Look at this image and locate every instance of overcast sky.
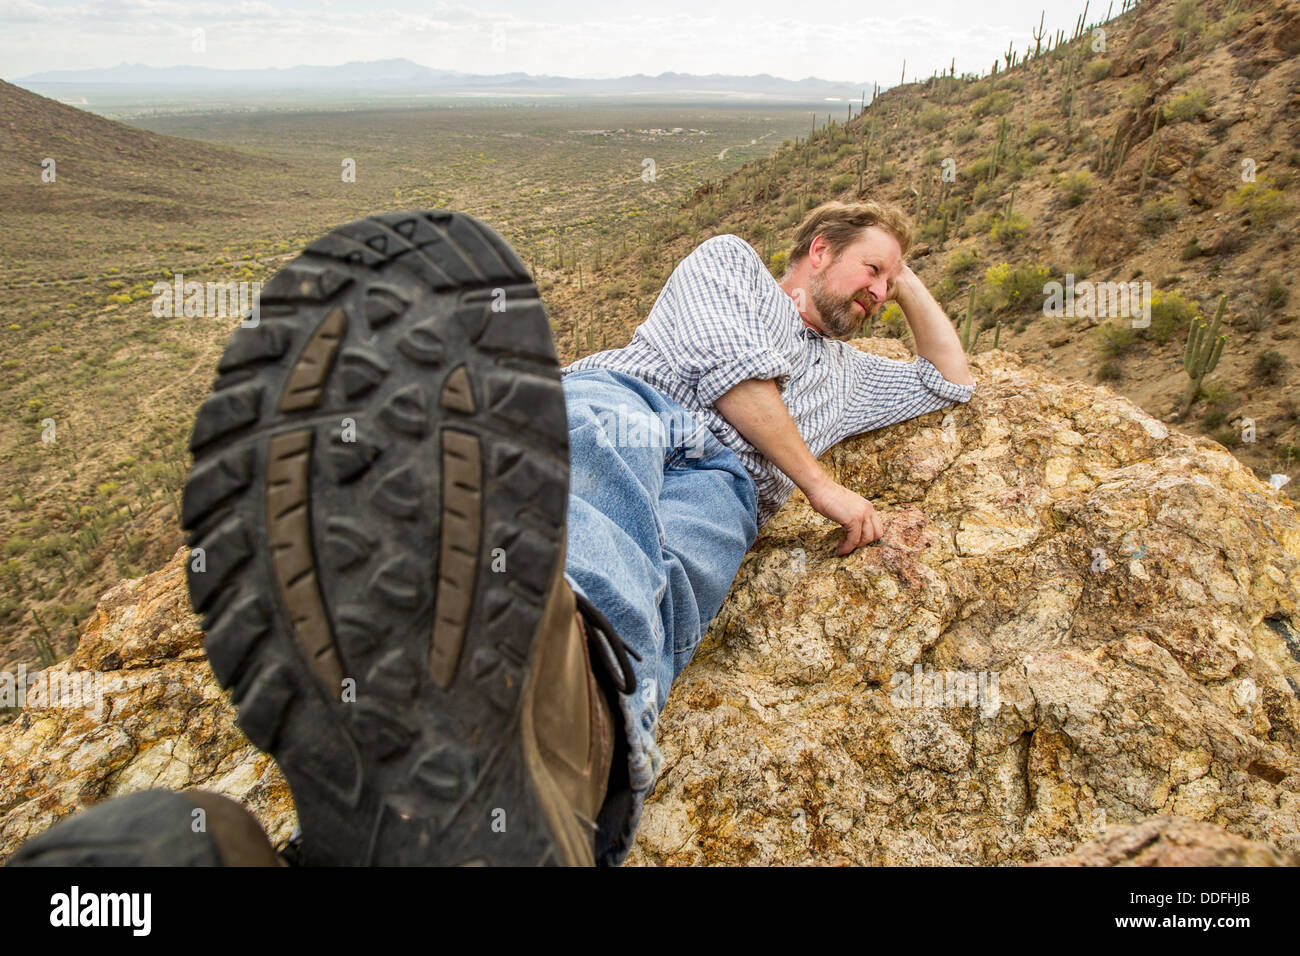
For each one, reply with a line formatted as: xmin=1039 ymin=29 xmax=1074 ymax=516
xmin=3 ymin=0 xmax=1116 ymax=83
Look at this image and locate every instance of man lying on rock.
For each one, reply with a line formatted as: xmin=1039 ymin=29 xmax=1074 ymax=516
xmin=9 ymin=199 xmax=977 ymax=867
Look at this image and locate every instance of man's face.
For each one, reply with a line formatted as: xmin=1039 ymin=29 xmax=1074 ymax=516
xmin=805 ymin=227 xmax=904 ymax=339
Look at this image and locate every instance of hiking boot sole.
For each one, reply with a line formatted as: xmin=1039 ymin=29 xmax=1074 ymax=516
xmin=181 ymin=210 xmax=581 ymax=865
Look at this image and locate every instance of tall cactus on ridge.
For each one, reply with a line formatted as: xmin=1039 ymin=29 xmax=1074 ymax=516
xmin=1181 ymin=295 xmax=1228 ymax=415
xmin=961 ymin=287 xmax=982 ymax=353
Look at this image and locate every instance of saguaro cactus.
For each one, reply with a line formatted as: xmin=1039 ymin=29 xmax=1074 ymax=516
xmin=961 ymin=287 xmax=982 ymax=353
xmin=1073 ymin=0 xmax=1090 ymax=40
xmin=989 ymin=118 xmax=1009 ymax=182
xmin=1181 ymin=295 xmax=1228 ymax=414
xmin=1138 ymin=107 xmax=1162 ymax=197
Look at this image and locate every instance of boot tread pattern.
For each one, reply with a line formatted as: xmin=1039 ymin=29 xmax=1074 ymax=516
xmin=182 ymin=211 xmax=570 ymax=864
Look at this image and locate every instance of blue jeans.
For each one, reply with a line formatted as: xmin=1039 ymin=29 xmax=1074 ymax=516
xmin=560 ymin=369 xmax=758 ymax=866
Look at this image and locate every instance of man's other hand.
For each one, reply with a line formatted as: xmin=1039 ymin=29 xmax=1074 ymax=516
xmin=806 ymin=479 xmax=883 ymax=555
xmin=881 ymin=264 xmax=914 ymax=306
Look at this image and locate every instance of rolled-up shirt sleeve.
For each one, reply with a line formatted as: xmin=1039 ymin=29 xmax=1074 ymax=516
xmin=642 ymin=235 xmax=794 ymax=407
xmin=842 ymin=350 xmax=977 ymax=435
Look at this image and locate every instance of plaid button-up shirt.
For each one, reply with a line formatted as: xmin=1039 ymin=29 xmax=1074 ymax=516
xmin=562 ymin=234 xmax=978 ymax=525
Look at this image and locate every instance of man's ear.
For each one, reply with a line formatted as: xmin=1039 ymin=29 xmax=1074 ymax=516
xmin=809 ymin=235 xmax=833 ymax=270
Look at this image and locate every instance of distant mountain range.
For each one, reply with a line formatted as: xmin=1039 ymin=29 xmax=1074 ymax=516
xmin=18 ymin=58 xmax=872 ymax=100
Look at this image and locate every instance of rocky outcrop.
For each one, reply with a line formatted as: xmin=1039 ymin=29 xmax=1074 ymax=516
xmin=0 ymin=557 xmax=295 ymax=857
xmin=1031 ymin=816 xmax=1298 ymax=866
xmin=2 ymin=346 xmax=1297 ymax=866
xmin=624 ymin=344 xmax=1300 ymax=865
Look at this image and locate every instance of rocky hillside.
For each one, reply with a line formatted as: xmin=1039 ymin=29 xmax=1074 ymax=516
xmin=3 ymin=345 xmax=1297 ymax=865
xmin=0 ymin=78 xmax=280 ymax=268
xmin=5 ymin=0 xmax=1296 ymax=679
xmin=539 ymin=0 xmax=1300 ymax=498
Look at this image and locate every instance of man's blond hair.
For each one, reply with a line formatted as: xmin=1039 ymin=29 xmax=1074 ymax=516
xmin=784 ymin=200 xmax=914 ymax=277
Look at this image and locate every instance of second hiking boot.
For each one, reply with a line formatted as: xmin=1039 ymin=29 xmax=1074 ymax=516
xmin=181 ymin=210 xmax=631 ymax=865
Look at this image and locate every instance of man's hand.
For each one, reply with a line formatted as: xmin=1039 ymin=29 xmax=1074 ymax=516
xmin=714 ymin=378 xmax=882 ymax=555
xmin=805 ymin=477 xmax=883 ymax=555
xmin=882 ymin=265 xmax=909 ymax=306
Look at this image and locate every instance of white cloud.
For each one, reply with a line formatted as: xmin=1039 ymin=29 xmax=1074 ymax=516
xmin=2 ymin=0 xmax=1099 ymax=84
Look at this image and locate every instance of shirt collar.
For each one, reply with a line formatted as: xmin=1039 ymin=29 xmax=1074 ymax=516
xmin=786 ymin=298 xmax=824 ymax=340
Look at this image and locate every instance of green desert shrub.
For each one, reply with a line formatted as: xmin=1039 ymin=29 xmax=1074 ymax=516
xmin=919 ymin=107 xmax=948 ymax=132
xmin=1085 ymin=59 xmax=1112 ymax=83
xmin=1092 ymin=321 xmax=1136 ymax=358
xmin=1203 ymin=407 xmax=1230 ymax=430
xmin=1263 ymin=281 xmax=1290 ymax=311
xmin=1209 ymin=427 xmax=1242 ymax=448
xmin=1059 ymin=170 xmax=1094 ymax=206
xmin=984 ymin=262 xmax=1052 ymax=312
xmin=3 ymin=537 xmax=31 ymax=557
xmin=1141 ymin=196 xmax=1179 ymax=234
xmin=946 ymin=248 xmax=981 ymax=276
xmin=1146 ymin=289 xmax=1198 ymax=344
xmin=989 ymin=212 xmax=1031 ymax=244
xmin=1200 ymin=381 xmax=1235 ymax=418
xmin=1171 ymin=0 xmax=1202 ymax=28
xmin=972 ymin=91 xmax=1013 ymax=118
xmin=1123 ymin=83 xmax=1150 ymax=109
xmin=1171 ymin=0 xmax=1205 ymax=40
xmin=1097 ymin=360 xmax=1123 ymax=382
xmin=1214 ymin=11 xmax=1248 ymax=41
xmin=1253 ymin=350 xmax=1287 ymax=384
xmin=1163 ymin=90 xmax=1211 ymax=123
xmin=878 ymin=302 xmax=907 ymax=338
xmin=1227 ymin=176 xmax=1292 ymax=225
xmin=1024 ymin=121 xmax=1054 ymax=145
xmin=930 ymin=277 xmax=959 ymax=303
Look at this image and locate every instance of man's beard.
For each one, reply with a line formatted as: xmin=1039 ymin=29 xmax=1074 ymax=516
xmin=808 ymin=267 xmax=872 ymax=339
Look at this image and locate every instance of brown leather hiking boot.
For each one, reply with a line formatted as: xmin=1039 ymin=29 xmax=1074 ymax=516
xmin=186 ymin=792 xmax=285 ymax=867
xmin=523 ymin=564 xmax=620 ymax=865
xmin=180 ymin=209 xmax=639 ymax=866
